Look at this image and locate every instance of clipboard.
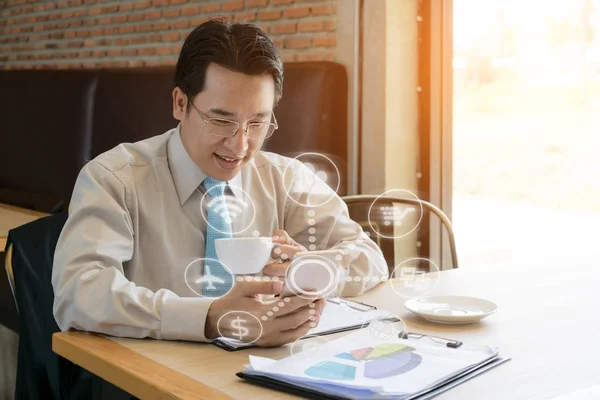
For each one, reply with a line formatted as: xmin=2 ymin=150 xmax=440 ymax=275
xmin=236 ymin=330 xmax=512 ymax=399
xmin=212 ymin=297 xmax=384 ymax=351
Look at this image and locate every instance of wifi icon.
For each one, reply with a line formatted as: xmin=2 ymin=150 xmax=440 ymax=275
xmin=208 ymin=197 xmax=248 ymax=224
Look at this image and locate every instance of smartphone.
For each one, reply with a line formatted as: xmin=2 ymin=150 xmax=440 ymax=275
xmin=280 ymin=249 xmax=344 ymax=298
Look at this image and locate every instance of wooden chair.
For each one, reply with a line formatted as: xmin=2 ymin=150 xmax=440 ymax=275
xmin=341 ymin=195 xmax=458 ymax=272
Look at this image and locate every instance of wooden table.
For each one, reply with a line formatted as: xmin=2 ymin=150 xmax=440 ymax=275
xmin=0 ymin=203 xmax=47 ymax=250
xmin=53 ymin=260 xmax=600 ymax=400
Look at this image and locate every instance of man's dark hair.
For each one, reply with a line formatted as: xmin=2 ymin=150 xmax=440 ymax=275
xmin=175 ymin=19 xmax=284 ymax=111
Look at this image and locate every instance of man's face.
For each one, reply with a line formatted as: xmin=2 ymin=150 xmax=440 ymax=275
xmin=173 ymin=63 xmax=275 ymax=182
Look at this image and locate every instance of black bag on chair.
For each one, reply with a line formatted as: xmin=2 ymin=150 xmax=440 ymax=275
xmin=8 ymin=213 xmax=130 ymax=400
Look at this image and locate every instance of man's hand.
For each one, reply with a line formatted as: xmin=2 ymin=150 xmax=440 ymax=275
xmin=263 ymin=229 xmax=307 ymax=278
xmin=205 ymin=279 xmax=326 ymax=347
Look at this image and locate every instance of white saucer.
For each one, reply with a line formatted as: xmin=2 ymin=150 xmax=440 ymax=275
xmin=404 ymin=295 xmax=498 ymax=324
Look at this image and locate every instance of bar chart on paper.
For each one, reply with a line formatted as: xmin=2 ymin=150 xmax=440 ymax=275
xmin=305 ymin=344 xmax=423 ymax=381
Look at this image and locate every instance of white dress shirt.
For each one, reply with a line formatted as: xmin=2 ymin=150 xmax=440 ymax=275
xmin=52 ymin=126 xmax=389 ymax=342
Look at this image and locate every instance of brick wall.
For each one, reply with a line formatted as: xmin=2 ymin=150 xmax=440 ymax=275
xmin=0 ymin=0 xmax=337 ymax=70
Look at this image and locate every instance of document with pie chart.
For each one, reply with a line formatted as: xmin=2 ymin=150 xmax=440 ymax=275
xmin=240 ymin=328 xmax=510 ymax=399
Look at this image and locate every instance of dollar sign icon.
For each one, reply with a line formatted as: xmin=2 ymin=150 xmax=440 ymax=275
xmin=231 ymin=316 xmax=249 ymax=341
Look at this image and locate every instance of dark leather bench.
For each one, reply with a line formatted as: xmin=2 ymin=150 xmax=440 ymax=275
xmin=0 ymin=62 xmax=348 ymax=333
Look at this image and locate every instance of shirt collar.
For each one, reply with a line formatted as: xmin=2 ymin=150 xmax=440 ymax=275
xmin=168 ymin=125 xmax=243 ymax=206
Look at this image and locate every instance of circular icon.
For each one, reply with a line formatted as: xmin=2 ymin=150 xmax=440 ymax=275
xmin=390 ymin=257 xmax=441 ymax=299
xmin=283 ymin=152 xmax=341 ymax=208
xmin=217 ymin=311 xmax=263 ymax=344
xmin=184 ymin=258 xmax=234 ymax=298
xmin=368 ymin=189 xmax=424 ymax=240
xmin=200 ymin=183 xmax=257 ymax=235
xmin=285 ymin=254 xmax=339 ymax=299
xmin=290 ymin=334 xmax=330 ymax=363
xmin=360 ymin=314 xmax=407 ymax=343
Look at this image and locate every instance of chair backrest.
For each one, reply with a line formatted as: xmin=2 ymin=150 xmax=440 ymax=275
xmin=0 ymin=71 xmax=97 ymax=213
xmin=341 ymin=195 xmax=458 ymax=272
xmin=7 ymin=213 xmax=83 ymax=399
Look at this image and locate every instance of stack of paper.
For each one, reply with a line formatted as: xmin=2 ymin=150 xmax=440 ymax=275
xmin=238 ymin=327 xmax=510 ymax=399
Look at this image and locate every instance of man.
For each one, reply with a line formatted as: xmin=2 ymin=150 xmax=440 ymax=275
xmin=52 ymin=19 xmax=388 ymax=347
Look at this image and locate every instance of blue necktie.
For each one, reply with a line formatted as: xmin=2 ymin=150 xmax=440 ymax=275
xmin=202 ymin=176 xmax=234 ymax=297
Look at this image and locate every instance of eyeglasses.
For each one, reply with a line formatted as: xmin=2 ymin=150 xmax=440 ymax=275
xmin=191 ymin=103 xmax=278 ymax=140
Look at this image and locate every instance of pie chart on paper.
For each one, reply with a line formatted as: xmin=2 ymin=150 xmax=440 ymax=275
xmin=305 ymin=344 xmax=422 ymax=381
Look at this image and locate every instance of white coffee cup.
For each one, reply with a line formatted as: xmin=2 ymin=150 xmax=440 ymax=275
xmin=214 ymin=237 xmax=274 ymax=275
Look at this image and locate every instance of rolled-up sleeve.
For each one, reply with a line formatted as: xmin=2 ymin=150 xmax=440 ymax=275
xmin=282 ymin=161 xmax=389 ymax=297
xmin=52 ymin=161 xmax=214 ymax=342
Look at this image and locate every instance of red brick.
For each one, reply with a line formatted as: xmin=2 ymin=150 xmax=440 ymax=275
xmin=171 ymin=19 xmax=189 ymax=29
xmin=76 ymin=30 xmax=90 ymax=37
xmin=56 ymin=22 xmax=69 ymax=29
xmin=281 ymin=53 xmax=295 ymax=62
xmin=246 ymin=0 xmax=268 ymax=8
xmin=144 ymin=59 xmax=162 ymax=67
xmin=163 ymin=31 xmax=180 ymax=41
xmin=78 ymin=51 xmax=92 ymax=57
xmin=190 ymin=16 xmax=208 ymax=26
xmin=324 ymin=20 xmax=335 ymax=31
xmin=90 ymin=28 xmax=103 ymax=36
xmin=285 ymin=37 xmax=311 ymax=49
xmin=128 ymin=13 xmax=144 ymax=22
xmin=101 ymin=5 xmax=118 ymax=13
xmin=113 ymin=15 xmax=128 ymax=23
xmin=129 ymin=36 xmax=146 ymax=44
xmin=138 ymin=47 xmax=155 ymax=55
xmin=202 ymin=3 xmax=221 ymax=13
xmin=271 ymin=22 xmax=295 ymax=35
xmin=135 ymin=23 xmax=153 ymax=32
xmin=57 ymin=0 xmax=69 ymax=7
xmin=153 ymin=0 xmax=168 ymax=5
xmin=98 ymin=17 xmax=111 ymax=24
xmin=84 ymin=39 xmax=96 ymax=47
xmin=120 ymin=25 xmax=135 ymax=34
xmin=120 ymin=3 xmax=134 ymax=11
xmin=74 ymin=9 xmax=87 ymax=17
xmin=88 ymin=7 xmax=101 ymax=15
xmin=272 ymin=38 xmax=283 ymax=48
xmin=311 ymin=4 xmax=335 ymax=15
xmin=152 ymin=21 xmax=170 ymax=30
xmin=162 ymin=58 xmax=177 ymax=66
xmin=182 ymin=5 xmax=201 ymax=16
xmin=68 ymin=41 xmax=84 ymax=48
xmin=223 ymin=0 xmax=243 ymax=11
xmin=171 ymin=0 xmax=187 ymax=4
xmin=313 ymin=35 xmax=335 ymax=47
xmin=65 ymin=31 xmax=76 ymax=38
xmin=69 ymin=0 xmax=82 ymax=4
xmin=61 ymin=11 xmax=74 ymax=18
xmin=234 ymin=11 xmax=256 ymax=22
xmin=283 ymin=7 xmax=309 ymax=18
xmin=135 ymin=1 xmax=151 ymax=9
xmin=149 ymin=33 xmax=162 ymax=41
xmin=32 ymin=25 xmax=44 ymax=32
xmin=162 ymin=9 xmax=179 ymax=17
xmin=258 ymin=10 xmax=281 ymax=20
xmin=104 ymin=26 xmax=119 ymax=34
xmin=298 ymin=21 xmax=323 ymax=32
xmin=122 ymin=48 xmax=137 ymax=56
xmin=156 ymin=46 xmax=172 ymax=55
xmin=146 ymin=10 xmax=161 ymax=19
xmin=107 ymin=49 xmax=122 ymax=57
